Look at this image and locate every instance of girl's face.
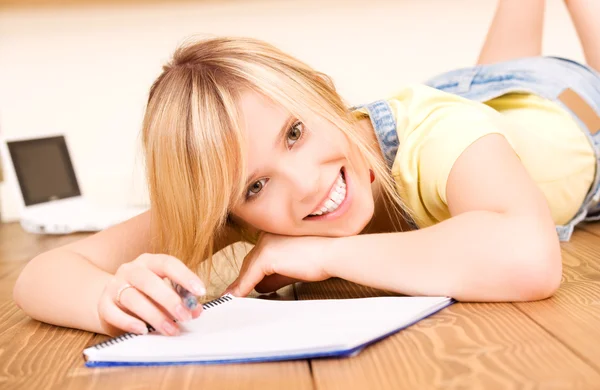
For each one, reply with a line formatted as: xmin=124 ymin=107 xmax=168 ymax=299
xmin=230 ymin=90 xmax=378 ymax=237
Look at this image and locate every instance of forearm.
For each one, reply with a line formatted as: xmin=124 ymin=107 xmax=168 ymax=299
xmin=327 ymin=211 xmax=562 ymax=301
xmin=13 ymin=250 xmax=114 ymax=335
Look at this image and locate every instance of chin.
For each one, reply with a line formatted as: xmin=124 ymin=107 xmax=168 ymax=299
xmin=337 ymin=205 xmax=375 ymax=237
xmin=349 ymin=214 xmax=374 ymax=235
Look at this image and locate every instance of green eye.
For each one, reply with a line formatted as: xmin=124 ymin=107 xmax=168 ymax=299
xmin=246 ymin=178 xmax=267 ymax=200
xmin=249 ymin=180 xmax=263 ymax=194
xmin=287 ymin=122 xmax=304 ymax=146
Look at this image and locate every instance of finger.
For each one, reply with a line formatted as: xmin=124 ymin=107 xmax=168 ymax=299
xmin=98 ymin=294 xmax=149 ymax=335
xmin=229 ymin=262 xmax=271 ymax=297
xmin=116 ymin=284 xmax=180 ymax=336
xmin=138 ymin=254 xmax=207 ymax=297
xmin=127 ymin=266 xmax=195 ymax=324
xmin=224 ymin=246 xmax=258 ymax=296
xmin=191 ymin=305 xmax=203 ymax=319
xmin=255 ymin=274 xmax=299 ymax=294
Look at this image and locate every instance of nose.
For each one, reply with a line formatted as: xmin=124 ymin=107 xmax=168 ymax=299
xmin=281 ymin=162 xmax=320 ymax=204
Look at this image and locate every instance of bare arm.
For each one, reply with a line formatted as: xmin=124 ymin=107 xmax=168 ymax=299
xmin=13 ymin=210 xmax=241 ymax=334
xmin=326 ymin=134 xmax=562 ymax=301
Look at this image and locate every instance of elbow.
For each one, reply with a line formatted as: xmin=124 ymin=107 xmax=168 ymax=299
xmin=511 ymin=233 xmax=562 ymax=301
xmin=13 ymin=265 xmax=27 ymax=311
xmin=12 ymin=255 xmax=41 ymax=313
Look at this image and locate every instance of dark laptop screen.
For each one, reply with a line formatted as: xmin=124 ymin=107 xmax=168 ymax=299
xmin=7 ymin=136 xmax=81 ymax=206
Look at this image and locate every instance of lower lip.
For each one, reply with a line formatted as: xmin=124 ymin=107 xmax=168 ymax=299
xmin=304 ymin=167 xmax=352 ymax=221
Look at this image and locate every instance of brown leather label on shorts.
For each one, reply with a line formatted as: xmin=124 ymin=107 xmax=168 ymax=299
xmin=558 ymin=88 xmax=600 ymax=135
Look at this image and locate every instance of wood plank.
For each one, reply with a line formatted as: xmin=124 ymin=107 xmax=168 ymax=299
xmin=0 ymin=228 xmax=312 ymax=390
xmin=0 ymin=223 xmax=90 ymax=264
xmin=580 ymin=221 xmax=600 ymax=238
xmin=60 ymin=356 xmax=313 ymax=390
xmin=512 ymin=229 xmax=600 ymax=372
xmin=0 ymin=263 xmax=25 ymax=305
xmin=298 ymin=279 xmax=600 ymax=389
xmin=5 ymin=221 xmax=600 ymax=388
xmin=0 ymin=299 xmax=310 ymax=390
xmin=0 ymin=260 xmax=24 ymax=282
xmin=0 ymin=299 xmax=97 ymax=389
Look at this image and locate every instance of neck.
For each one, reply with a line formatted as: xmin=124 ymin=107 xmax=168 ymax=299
xmin=355 ymin=117 xmax=413 ymax=235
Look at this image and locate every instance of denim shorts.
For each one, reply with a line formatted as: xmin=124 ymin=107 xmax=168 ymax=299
xmin=424 ymin=56 xmax=600 ymax=241
xmin=357 ymin=56 xmax=600 ymax=241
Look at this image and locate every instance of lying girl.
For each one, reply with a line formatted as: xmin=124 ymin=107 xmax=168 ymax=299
xmin=13 ymin=0 xmax=600 ymax=337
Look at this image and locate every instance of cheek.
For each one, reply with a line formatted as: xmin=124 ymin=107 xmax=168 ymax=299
xmin=238 ymin=198 xmax=293 ymax=232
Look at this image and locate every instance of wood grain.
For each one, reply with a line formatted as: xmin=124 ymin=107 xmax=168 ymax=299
xmin=0 ymin=299 xmax=97 ymax=390
xmin=300 ymin=279 xmax=600 ymax=389
xmin=0 ymin=261 xmax=23 ymax=283
xmin=579 ymin=221 xmax=600 ymax=238
xmin=60 ymin=357 xmax=313 ymax=390
xmin=0 ymin=224 xmax=311 ymax=390
xmin=0 ymin=223 xmax=88 ymax=264
xmin=3 ymin=222 xmax=600 ymax=388
xmin=512 ymin=228 xmax=600 ymax=372
xmin=0 ymin=264 xmax=24 ymax=306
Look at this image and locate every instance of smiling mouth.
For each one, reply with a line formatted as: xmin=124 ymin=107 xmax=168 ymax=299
xmin=305 ymin=168 xmax=347 ymax=218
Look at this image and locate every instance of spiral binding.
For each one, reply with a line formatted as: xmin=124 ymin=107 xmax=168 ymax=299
xmin=202 ymin=294 xmax=233 ymax=309
xmin=92 ymin=293 xmax=234 ymax=350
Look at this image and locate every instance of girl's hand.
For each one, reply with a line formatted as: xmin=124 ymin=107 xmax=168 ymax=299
xmin=225 ymin=233 xmax=334 ymax=297
xmin=97 ymin=254 xmax=206 ymax=336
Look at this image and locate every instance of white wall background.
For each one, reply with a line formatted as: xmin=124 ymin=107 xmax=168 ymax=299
xmin=0 ymin=0 xmax=585 ymax=221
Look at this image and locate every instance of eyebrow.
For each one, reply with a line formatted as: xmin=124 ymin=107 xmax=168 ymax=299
xmin=244 ymin=115 xmax=294 ymax=190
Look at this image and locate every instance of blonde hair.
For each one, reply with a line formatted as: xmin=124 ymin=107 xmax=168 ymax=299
xmin=142 ymin=36 xmax=410 ymax=281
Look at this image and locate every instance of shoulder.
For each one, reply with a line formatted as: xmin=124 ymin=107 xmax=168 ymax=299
xmin=387 ymin=85 xmax=517 ymax=226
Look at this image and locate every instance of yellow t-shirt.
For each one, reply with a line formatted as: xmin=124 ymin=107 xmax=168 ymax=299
xmin=356 ymin=84 xmax=596 ymax=228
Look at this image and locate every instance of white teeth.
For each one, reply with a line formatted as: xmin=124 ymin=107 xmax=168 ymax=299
xmin=332 ymin=192 xmax=344 ymax=205
xmin=309 ymin=171 xmax=347 ymax=217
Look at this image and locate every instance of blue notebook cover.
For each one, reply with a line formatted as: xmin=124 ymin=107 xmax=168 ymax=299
xmin=84 ymin=294 xmax=454 ymax=367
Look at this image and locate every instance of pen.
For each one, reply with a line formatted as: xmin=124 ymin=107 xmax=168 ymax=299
xmin=172 ymin=282 xmax=200 ymax=311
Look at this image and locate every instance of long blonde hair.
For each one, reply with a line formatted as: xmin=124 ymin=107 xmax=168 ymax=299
xmin=142 ymin=36 xmax=409 ymax=280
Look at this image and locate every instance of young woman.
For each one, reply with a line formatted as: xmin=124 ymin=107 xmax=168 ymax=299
xmin=13 ymin=0 xmax=600 ymax=338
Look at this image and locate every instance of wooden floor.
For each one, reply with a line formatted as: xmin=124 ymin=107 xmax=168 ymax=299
xmin=1 ymin=222 xmax=600 ymax=389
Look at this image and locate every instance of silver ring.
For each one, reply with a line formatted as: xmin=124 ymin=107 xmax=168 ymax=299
xmin=116 ymin=283 xmax=135 ymax=305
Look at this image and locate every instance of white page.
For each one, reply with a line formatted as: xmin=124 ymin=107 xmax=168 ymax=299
xmin=84 ymin=296 xmax=451 ymax=363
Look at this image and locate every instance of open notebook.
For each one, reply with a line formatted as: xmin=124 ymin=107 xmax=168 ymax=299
xmin=84 ymin=294 xmax=453 ymax=367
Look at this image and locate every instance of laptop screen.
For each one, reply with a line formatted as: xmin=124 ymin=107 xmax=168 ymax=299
xmin=7 ymin=136 xmax=81 ymax=206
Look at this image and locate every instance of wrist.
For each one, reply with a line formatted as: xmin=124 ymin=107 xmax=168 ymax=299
xmin=322 ymin=235 xmax=347 ymax=279
xmin=93 ymin=272 xmax=120 ymax=336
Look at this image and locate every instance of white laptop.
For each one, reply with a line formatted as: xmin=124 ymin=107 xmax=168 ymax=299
xmin=1 ymin=135 xmax=147 ymax=234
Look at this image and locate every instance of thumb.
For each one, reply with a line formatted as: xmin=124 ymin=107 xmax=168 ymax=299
xmin=255 ymin=274 xmax=299 ymax=294
xmin=223 ymin=278 xmax=240 ymax=297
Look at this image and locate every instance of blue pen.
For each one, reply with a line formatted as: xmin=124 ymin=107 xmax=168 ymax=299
xmin=172 ymin=282 xmax=199 ymax=311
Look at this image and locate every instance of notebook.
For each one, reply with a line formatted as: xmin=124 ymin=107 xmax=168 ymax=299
xmin=83 ymin=294 xmax=454 ymax=367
